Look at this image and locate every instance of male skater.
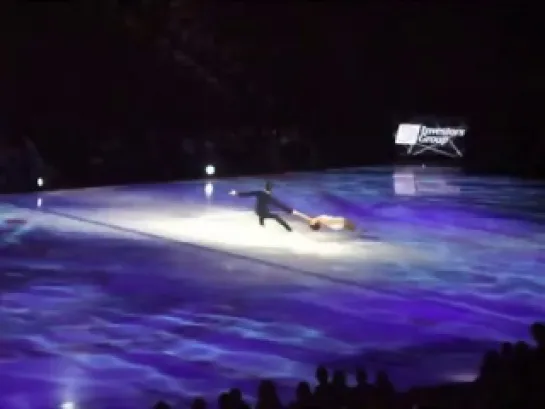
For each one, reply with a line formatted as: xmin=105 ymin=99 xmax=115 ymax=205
xmin=229 ymin=181 xmax=296 ymax=232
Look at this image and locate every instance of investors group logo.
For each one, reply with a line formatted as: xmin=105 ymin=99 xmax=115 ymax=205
xmin=395 ymin=123 xmax=466 ymax=158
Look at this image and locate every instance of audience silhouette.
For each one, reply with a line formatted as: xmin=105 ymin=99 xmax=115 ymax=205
xmin=152 ymin=322 xmax=545 ymax=409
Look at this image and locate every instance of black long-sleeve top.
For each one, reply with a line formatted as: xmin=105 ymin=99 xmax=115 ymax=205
xmin=236 ymin=190 xmax=293 ymax=215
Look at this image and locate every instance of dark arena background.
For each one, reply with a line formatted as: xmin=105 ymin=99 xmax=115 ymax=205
xmin=1 ymin=3 xmax=545 ymax=409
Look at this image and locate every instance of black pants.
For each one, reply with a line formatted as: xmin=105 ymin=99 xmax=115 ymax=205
xmin=258 ymin=212 xmax=292 ymax=231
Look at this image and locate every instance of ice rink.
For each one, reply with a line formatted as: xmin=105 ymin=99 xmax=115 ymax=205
xmin=1 ymin=166 xmax=545 ymax=409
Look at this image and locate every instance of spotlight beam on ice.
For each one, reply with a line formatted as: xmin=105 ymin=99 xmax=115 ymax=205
xmin=21 ymin=204 xmax=399 ymax=290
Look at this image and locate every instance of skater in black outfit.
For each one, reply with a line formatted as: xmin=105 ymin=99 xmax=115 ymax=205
xmin=229 ymin=181 xmax=296 ymax=231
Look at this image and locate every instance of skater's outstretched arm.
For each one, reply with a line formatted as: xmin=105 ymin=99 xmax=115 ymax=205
xmin=292 ymin=209 xmax=311 ymax=221
xmin=229 ymin=190 xmax=259 ymax=197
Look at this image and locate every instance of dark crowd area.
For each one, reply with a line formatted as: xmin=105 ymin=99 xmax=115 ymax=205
xmin=159 ymin=322 xmax=545 ymax=409
xmin=1 ymin=2 xmax=543 ymax=192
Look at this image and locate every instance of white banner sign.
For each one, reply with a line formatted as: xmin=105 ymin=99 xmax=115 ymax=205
xmin=395 ymin=123 xmax=466 ymax=158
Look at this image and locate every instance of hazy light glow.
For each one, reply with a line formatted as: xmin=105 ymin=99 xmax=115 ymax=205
xmin=37 ymin=177 xmax=44 ymax=187
xmin=446 ymin=371 xmax=478 ymax=382
xmin=205 ymin=164 xmax=215 ymax=176
xmin=204 ymin=183 xmax=213 ymax=198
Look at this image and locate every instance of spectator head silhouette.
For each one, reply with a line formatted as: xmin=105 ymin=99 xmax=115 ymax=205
xmin=153 ymin=401 xmax=171 ymax=409
xmin=218 ymin=392 xmax=231 ymax=409
xmin=191 ymin=397 xmax=207 ymax=409
xmin=265 ymin=181 xmax=273 ymax=192
xmin=332 ymin=370 xmax=347 ymax=388
xmin=315 ymin=365 xmax=329 ymax=385
xmin=479 ymin=349 xmax=502 ymax=381
xmin=295 ymin=381 xmax=312 ymax=403
xmin=356 ymin=368 xmax=368 ymax=386
xmin=229 ymin=388 xmax=242 ymax=402
xmin=375 ymin=370 xmax=394 ymax=394
xmin=531 ymin=322 xmax=545 ymax=348
xmin=257 ymin=380 xmax=281 ymax=409
xmin=229 ymin=388 xmax=249 ymax=409
xmin=514 ymin=341 xmax=531 ymax=357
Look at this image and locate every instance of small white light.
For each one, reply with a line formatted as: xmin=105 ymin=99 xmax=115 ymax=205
xmin=61 ymin=402 xmax=75 ymax=409
xmin=37 ymin=197 xmax=43 ymax=208
xmin=204 ymin=182 xmax=213 ymax=197
xmin=37 ymin=177 xmax=44 ymax=187
xmin=205 ymin=164 xmax=215 ymax=176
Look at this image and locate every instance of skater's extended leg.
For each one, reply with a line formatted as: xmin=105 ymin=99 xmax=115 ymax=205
xmin=271 ymin=213 xmax=292 ymax=232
